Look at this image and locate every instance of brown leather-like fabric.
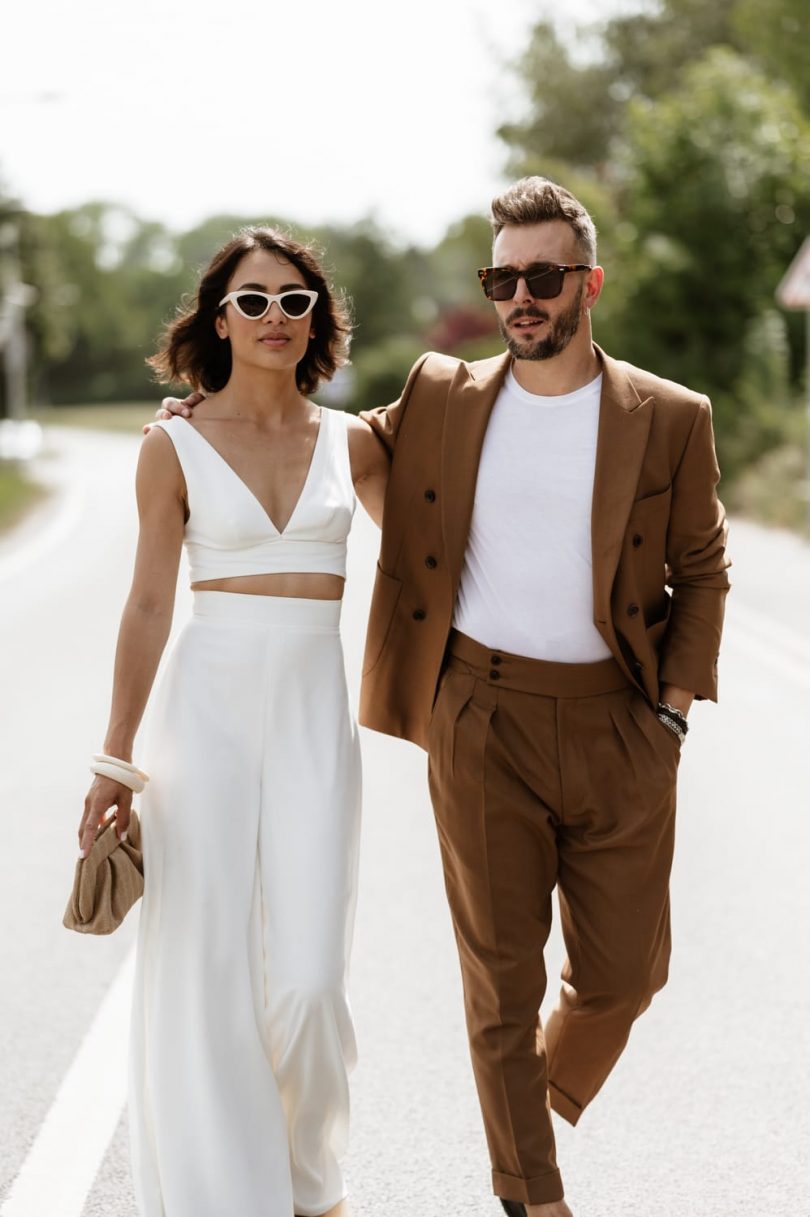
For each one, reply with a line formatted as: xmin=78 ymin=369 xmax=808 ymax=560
xmin=63 ymin=812 xmax=144 ymax=935
xmin=428 ymin=635 xmax=680 ymax=1207
xmin=359 ymin=345 xmax=730 ymax=749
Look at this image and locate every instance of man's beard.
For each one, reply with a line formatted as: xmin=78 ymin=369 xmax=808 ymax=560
xmin=498 ymin=283 xmax=584 ymax=361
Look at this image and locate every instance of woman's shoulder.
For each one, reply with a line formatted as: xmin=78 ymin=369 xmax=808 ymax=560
xmin=344 ymin=411 xmax=377 ymax=450
xmin=343 ymin=409 xmax=382 ymax=436
xmin=139 ymin=422 xmax=187 ymax=488
xmin=344 ymin=410 xmax=389 ymax=479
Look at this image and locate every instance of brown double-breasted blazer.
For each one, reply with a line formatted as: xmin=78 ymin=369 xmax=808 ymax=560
xmin=358 ymin=345 xmax=730 ymax=750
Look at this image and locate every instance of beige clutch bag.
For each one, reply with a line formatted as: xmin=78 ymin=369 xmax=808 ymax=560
xmin=63 ymin=811 xmax=144 ymax=935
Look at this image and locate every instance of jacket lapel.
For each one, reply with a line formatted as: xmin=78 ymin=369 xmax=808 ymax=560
xmin=441 ymin=352 xmax=511 ymax=595
xmin=591 ymin=346 xmax=654 ymax=629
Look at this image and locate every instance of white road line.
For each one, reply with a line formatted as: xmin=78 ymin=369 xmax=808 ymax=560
xmin=0 ymin=949 xmax=134 ymax=1217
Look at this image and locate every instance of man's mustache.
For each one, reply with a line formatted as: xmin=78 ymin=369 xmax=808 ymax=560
xmin=505 ymin=306 xmax=550 ymax=325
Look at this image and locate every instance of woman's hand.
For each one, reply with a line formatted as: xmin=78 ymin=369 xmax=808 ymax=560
xmin=143 ymin=390 xmax=206 ymax=433
xmin=78 ymin=777 xmax=133 ymax=858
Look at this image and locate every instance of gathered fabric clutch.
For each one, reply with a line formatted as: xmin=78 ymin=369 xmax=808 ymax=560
xmin=63 ymin=811 xmax=144 ymax=935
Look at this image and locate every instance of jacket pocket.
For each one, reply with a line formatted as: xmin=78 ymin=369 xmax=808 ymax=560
xmin=362 ymin=563 xmax=403 ymax=676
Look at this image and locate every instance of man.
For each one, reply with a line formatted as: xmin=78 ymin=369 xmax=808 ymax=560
xmin=356 ymin=177 xmax=729 ymax=1217
xmin=162 ymin=177 xmax=729 ymax=1216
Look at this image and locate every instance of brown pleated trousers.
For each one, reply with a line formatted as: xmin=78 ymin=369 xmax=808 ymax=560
xmin=427 ymin=631 xmax=680 ymax=1207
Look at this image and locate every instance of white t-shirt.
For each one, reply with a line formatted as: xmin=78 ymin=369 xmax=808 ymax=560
xmin=452 ymin=367 xmax=612 ymax=662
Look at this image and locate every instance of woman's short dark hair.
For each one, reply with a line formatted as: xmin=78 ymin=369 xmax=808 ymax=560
xmin=148 ymin=227 xmax=352 ymax=396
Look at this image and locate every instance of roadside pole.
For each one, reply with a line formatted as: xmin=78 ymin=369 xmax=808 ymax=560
xmin=0 ymin=222 xmax=39 ymax=422
xmin=776 ymin=236 xmax=810 ymax=534
xmin=0 ymin=222 xmax=44 ymax=460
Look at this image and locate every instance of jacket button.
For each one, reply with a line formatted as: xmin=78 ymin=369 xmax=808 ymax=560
xmin=489 ymin=669 xmax=501 ymax=680
xmin=627 ymin=603 xmax=640 ymax=617
xmin=490 ymin=654 xmax=502 ymax=665
xmin=425 ymin=555 xmax=438 ymax=569
xmin=632 ymin=533 xmax=644 ymax=548
xmin=424 ymin=489 xmax=436 ymax=503
xmin=412 ymin=609 xmax=426 ymax=621
xmin=633 ymin=660 xmax=644 ymax=672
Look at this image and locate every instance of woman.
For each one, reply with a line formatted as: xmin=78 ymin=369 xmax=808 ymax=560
xmin=78 ymin=227 xmax=389 ymax=1217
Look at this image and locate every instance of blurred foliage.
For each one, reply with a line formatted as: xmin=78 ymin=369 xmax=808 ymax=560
xmin=499 ymin=21 xmax=626 ymax=173
xmin=616 ymin=48 xmax=810 ymax=477
xmin=349 ymin=336 xmax=428 ymax=416
xmin=733 ymin=0 xmax=810 ymax=114
xmin=500 ymin=0 xmax=810 ymax=488
xmin=729 ymin=441 xmax=807 ymax=529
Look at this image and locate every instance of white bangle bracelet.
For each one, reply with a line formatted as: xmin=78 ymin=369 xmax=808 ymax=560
xmin=90 ymin=760 xmax=149 ymax=793
xmin=92 ymin=754 xmax=149 ymax=783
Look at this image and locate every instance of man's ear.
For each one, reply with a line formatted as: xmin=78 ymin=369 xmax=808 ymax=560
xmin=584 ymin=266 xmax=605 ymax=311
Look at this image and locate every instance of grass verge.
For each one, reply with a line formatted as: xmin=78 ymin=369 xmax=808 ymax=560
xmin=0 ymin=462 xmax=48 ymax=535
xmin=35 ymin=402 xmax=157 ymax=433
xmin=728 ymin=442 xmax=809 ymax=535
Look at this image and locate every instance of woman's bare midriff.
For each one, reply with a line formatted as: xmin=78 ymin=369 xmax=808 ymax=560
xmin=192 ymin=573 xmax=345 ymax=599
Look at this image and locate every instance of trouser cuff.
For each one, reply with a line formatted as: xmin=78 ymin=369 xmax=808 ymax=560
xmin=493 ymin=1167 xmax=564 ymax=1206
xmin=549 ymin=1080 xmax=584 ymax=1126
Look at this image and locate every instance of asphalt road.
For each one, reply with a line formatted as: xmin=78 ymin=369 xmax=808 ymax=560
xmin=0 ymin=427 xmax=808 ymax=1217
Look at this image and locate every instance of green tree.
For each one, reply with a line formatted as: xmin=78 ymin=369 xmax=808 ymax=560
xmin=616 ymin=48 xmax=810 ymax=475
xmin=734 ymin=0 xmax=810 ymax=114
xmin=603 ymin=0 xmax=741 ymax=101
xmin=500 ymin=2 xmax=747 ymax=177
xmin=498 ymin=21 xmax=624 ymax=174
xmin=23 ymin=203 xmax=187 ymax=403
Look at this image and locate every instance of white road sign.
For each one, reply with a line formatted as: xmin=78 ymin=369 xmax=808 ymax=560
xmin=777 ymin=237 xmax=810 ymax=309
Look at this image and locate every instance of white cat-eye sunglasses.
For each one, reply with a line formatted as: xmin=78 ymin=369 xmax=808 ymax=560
xmin=219 ymin=289 xmax=319 ymax=320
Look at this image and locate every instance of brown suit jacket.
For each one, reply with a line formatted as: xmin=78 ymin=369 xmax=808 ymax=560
xmin=358 ymin=345 xmax=730 ymax=750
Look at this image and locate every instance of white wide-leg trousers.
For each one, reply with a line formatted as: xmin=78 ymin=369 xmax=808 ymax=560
xmin=129 ymin=592 xmax=362 ymax=1217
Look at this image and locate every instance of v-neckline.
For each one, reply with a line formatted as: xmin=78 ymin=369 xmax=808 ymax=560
xmin=181 ymin=407 xmax=325 ymax=536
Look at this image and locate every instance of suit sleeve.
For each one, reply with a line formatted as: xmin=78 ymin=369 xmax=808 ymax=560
xmin=358 ymin=352 xmax=431 ymax=457
xmin=659 ymin=397 xmax=731 ymax=701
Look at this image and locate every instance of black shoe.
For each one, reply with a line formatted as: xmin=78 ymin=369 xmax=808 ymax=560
xmin=499 ymin=1201 xmax=527 ymax=1217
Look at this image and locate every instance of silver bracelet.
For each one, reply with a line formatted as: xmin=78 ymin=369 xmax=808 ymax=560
xmin=657 ymin=702 xmax=689 ymax=736
xmin=657 ymin=712 xmax=685 ymax=744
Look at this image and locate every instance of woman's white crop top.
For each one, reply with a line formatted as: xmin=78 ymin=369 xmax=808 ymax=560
xmin=152 ymin=408 xmax=356 ymax=583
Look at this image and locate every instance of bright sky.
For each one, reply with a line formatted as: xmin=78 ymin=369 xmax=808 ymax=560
xmin=1 ymin=0 xmax=629 ymax=246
